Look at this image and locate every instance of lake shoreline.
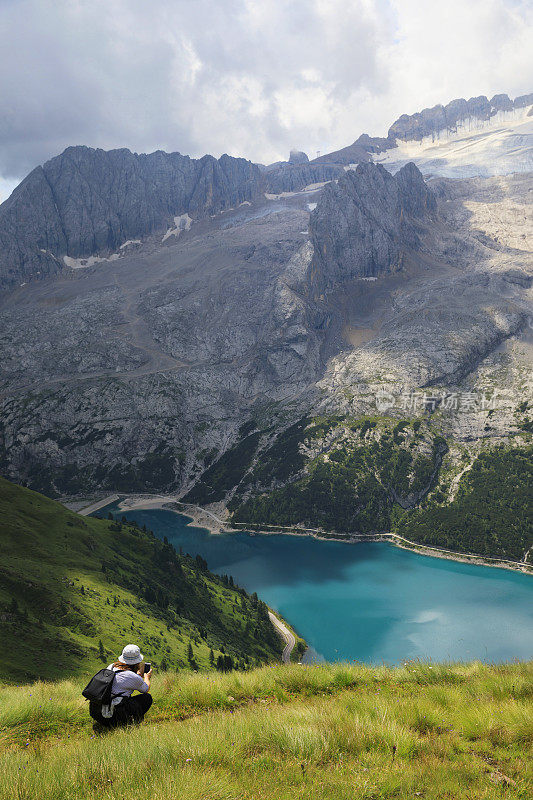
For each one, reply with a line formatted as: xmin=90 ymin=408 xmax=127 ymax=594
xmin=77 ymin=492 xmax=532 ymax=577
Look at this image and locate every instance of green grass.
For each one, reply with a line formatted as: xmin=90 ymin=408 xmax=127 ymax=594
xmin=0 ymin=478 xmax=282 ymax=683
xmin=1 ymin=661 xmax=531 ymax=798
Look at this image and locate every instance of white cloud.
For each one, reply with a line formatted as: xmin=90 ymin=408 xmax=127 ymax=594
xmin=0 ymin=0 xmax=531 ymax=184
xmin=383 ymin=0 xmax=533 ymax=121
xmin=0 ymin=177 xmax=19 ymax=204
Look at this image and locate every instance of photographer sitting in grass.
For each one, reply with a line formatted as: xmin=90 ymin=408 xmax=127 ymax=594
xmin=89 ymin=644 xmax=153 ymax=729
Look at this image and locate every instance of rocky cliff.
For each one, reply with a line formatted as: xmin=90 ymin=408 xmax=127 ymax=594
xmin=308 ymin=162 xmax=435 ymax=296
xmin=0 ymin=144 xmax=350 ymax=290
xmin=313 ymin=133 xmax=395 ymax=166
xmin=0 ymin=146 xmax=263 ymax=288
xmin=262 ymin=156 xmax=344 ymax=194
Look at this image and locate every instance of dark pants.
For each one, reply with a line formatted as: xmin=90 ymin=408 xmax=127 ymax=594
xmin=90 ymin=693 xmax=153 ymax=728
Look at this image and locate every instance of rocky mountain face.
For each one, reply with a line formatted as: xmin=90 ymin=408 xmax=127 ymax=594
xmin=0 ymin=189 xmax=325 ymax=494
xmin=0 ymin=145 xmax=348 ymax=290
xmin=0 ymin=160 xmax=439 ymax=496
xmin=0 ymin=91 xmax=531 ymax=509
xmin=3 ymin=89 xmax=528 ymax=291
xmin=388 ymin=92 xmax=533 ymax=142
xmin=262 ymin=157 xmax=344 ymax=195
xmin=308 ymin=162 xmax=435 ymax=295
xmin=288 ymin=150 xmax=309 ymax=164
xmin=264 ymin=163 xmax=344 ymax=194
xmin=0 ymin=146 xmax=264 ymax=289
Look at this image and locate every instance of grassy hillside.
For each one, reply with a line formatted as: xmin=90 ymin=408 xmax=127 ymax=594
xmin=0 ymin=478 xmax=281 ymax=683
xmin=1 ymin=661 xmax=531 ymax=799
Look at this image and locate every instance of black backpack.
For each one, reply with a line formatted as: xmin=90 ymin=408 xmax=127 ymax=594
xmin=82 ymin=668 xmax=116 ymax=705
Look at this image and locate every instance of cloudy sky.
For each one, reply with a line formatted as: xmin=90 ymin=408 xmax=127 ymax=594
xmin=0 ymin=0 xmax=532 ymax=199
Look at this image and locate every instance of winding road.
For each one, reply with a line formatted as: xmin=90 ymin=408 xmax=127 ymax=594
xmin=268 ymin=611 xmax=296 ymax=663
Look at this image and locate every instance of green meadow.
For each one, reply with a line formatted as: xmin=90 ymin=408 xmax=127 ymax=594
xmin=1 ymin=661 xmax=531 ymax=799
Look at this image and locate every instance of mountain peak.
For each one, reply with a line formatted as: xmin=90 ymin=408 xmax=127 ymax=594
xmin=288 ymin=150 xmax=309 ymax=164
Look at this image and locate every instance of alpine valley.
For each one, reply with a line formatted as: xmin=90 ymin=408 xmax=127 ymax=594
xmin=0 ymin=90 xmax=532 ymax=567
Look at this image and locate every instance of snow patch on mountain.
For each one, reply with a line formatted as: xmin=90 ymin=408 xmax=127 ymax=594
xmin=63 ymin=253 xmax=120 ymax=269
xmin=265 ymin=181 xmax=330 ymax=201
xmin=374 ymin=107 xmax=533 ymax=178
xmin=162 ymin=213 xmax=193 ymax=242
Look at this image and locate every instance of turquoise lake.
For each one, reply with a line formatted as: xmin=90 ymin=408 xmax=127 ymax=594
xmin=101 ymin=504 xmax=533 ymax=665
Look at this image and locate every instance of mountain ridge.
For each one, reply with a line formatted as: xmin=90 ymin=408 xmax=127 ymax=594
xmin=0 ymin=146 xmax=262 ymax=288
xmin=1 ymin=88 xmax=530 ymax=290
xmin=314 ymin=90 xmax=533 ymax=164
xmin=387 ymin=91 xmax=533 ymax=142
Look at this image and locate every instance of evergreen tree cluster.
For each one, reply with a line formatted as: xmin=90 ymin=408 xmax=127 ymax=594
xmin=232 ymin=419 xmax=444 ymax=534
xmin=395 ymin=445 xmax=533 ymax=561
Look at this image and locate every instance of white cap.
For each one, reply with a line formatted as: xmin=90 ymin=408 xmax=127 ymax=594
xmin=118 ymin=644 xmax=144 ymax=664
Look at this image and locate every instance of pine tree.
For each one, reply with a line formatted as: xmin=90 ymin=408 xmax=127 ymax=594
xmin=187 ymin=642 xmax=194 ymax=662
xmin=209 ymin=648 xmax=215 ymax=666
xmin=98 ymin=639 xmax=105 ymax=661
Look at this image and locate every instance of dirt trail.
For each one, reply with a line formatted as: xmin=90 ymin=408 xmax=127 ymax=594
xmin=449 ymin=461 xmax=474 ymax=501
xmin=111 ymin=273 xmax=187 ymax=373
